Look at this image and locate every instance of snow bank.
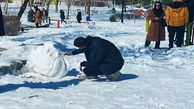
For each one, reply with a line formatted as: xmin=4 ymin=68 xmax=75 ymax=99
xmin=25 ymin=42 xmax=69 ymax=79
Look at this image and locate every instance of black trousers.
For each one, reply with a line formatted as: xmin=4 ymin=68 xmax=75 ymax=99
xmin=82 ymin=63 xmax=123 ymax=77
xmin=83 ymin=66 xmax=103 ymax=76
xmin=145 ymin=41 xmax=160 ymax=48
xmin=35 ymin=23 xmax=39 ymax=28
xmin=77 ymin=19 xmax=81 ymax=23
xmin=167 ymin=26 xmax=185 ymax=48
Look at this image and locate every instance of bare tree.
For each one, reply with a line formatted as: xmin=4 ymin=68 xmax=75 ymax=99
xmin=106 ymin=0 xmax=109 ymax=7
xmin=85 ymin=0 xmax=91 ymax=16
xmin=18 ymin=0 xmax=29 ymax=20
xmin=66 ymin=0 xmax=71 ymax=19
xmin=55 ymin=0 xmax=59 ymax=13
xmin=45 ymin=0 xmax=52 ymax=15
xmin=4 ymin=0 xmax=8 ymax=14
xmin=29 ymin=0 xmax=34 ymax=9
xmin=20 ymin=0 xmax=24 ymax=5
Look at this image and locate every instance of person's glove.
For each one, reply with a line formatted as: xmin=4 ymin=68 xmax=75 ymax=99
xmin=80 ymin=61 xmax=87 ymax=67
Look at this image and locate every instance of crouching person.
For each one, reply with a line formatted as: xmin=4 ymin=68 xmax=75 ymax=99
xmin=64 ymin=36 xmax=124 ymax=81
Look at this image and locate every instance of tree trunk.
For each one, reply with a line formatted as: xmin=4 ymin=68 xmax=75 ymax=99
xmin=17 ymin=0 xmax=29 ymax=21
xmin=66 ymin=0 xmax=71 ymax=19
xmin=4 ymin=0 xmax=8 ymax=14
xmin=85 ymin=0 xmax=87 ymax=12
xmin=85 ymin=0 xmax=91 ymax=16
xmin=46 ymin=0 xmax=51 ymax=16
xmin=0 ymin=5 xmax=5 ymax=36
xmin=55 ymin=0 xmax=59 ymax=13
xmin=29 ymin=0 xmax=34 ymax=9
xmin=20 ymin=0 xmax=24 ymax=5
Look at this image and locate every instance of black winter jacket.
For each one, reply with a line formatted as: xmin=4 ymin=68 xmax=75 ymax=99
xmin=0 ymin=6 xmax=5 ymax=36
xmin=72 ymin=36 xmax=124 ymax=75
xmin=76 ymin=11 xmax=82 ymax=21
xmin=184 ymin=0 xmax=194 ymax=22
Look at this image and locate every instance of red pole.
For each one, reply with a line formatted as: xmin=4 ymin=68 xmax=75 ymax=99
xmin=57 ymin=20 xmax=60 ymax=28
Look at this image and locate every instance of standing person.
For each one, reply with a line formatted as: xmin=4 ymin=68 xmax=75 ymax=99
xmin=0 ymin=5 xmax=5 ymax=36
xmin=165 ymin=0 xmax=189 ymax=48
xmin=64 ymin=36 xmax=124 ymax=81
xmin=41 ymin=8 xmax=48 ymax=23
xmin=184 ymin=0 xmax=194 ymax=45
xmin=27 ymin=8 xmax=35 ymax=22
xmin=76 ymin=9 xmax=82 ymax=23
xmin=145 ymin=1 xmax=166 ymax=49
xmin=34 ymin=6 xmax=42 ymax=28
xmin=60 ymin=10 xmax=67 ymax=24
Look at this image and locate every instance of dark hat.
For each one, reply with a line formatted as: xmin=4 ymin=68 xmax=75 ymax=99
xmin=60 ymin=10 xmax=64 ymax=13
xmin=73 ymin=37 xmax=87 ymax=47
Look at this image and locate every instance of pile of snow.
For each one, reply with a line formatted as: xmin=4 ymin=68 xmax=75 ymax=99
xmin=25 ymin=42 xmax=70 ymax=79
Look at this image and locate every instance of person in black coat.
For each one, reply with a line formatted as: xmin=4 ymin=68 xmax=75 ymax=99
xmin=184 ymin=0 xmax=194 ymax=22
xmin=64 ymin=36 xmax=124 ymax=81
xmin=76 ymin=9 xmax=82 ymax=23
xmin=0 ymin=5 xmax=5 ymax=36
xmin=60 ymin=10 xmax=67 ymax=24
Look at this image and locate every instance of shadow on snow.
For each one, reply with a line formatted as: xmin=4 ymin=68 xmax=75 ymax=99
xmin=66 ymin=68 xmax=79 ymax=77
xmin=94 ymin=73 xmax=139 ymax=82
xmin=120 ymin=73 xmax=138 ymax=80
xmin=67 ymin=69 xmax=139 ymax=82
xmin=0 ymin=79 xmax=80 ymax=93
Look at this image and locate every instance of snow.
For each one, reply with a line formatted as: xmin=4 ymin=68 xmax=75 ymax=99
xmin=0 ymin=5 xmax=194 ymax=109
xmin=25 ymin=41 xmax=69 ymax=79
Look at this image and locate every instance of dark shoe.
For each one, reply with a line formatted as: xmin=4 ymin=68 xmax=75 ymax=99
xmin=77 ymin=74 xmax=87 ymax=80
xmin=189 ymin=42 xmax=193 ymax=45
xmin=107 ymin=71 xmax=121 ymax=81
xmin=155 ymin=41 xmax=160 ymax=49
xmin=145 ymin=41 xmax=151 ymax=47
xmin=169 ymin=44 xmax=173 ymax=49
xmin=87 ymin=76 xmax=98 ymax=79
xmin=168 ymin=47 xmax=172 ymax=50
xmin=78 ymin=74 xmax=98 ymax=80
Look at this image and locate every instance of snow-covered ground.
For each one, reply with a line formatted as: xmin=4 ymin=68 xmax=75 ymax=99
xmin=0 ymin=5 xmax=194 ymax=109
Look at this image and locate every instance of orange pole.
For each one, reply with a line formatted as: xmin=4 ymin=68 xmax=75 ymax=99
xmin=57 ymin=20 xmax=60 ymax=28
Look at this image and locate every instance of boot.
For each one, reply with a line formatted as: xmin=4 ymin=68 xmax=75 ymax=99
xmin=154 ymin=41 xmax=160 ymax=49
xmin=145 ymin=41 xmax=151 ymax=47
xmin=78 ymin=74 xmax=98 ymax=80
xmin=107 ymin=71 xmax=121 ymax=81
